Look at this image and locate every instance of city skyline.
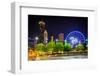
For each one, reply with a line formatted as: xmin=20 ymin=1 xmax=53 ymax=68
xmin=28 ymin=15 xmax=88 ymax=41
xmin=28 ymin=15 xmax=88 ymax=61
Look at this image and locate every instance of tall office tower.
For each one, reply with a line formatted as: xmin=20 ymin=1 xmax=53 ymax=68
xmin=44 ymin=30 xmax=48 ymax=44
xmin=58 ymin=33 xmax=64 ymax=42
xmin=38 ymin=20 xmax=46 ymax=43
xmin=38 ymin=20 xmax=48 ymax=44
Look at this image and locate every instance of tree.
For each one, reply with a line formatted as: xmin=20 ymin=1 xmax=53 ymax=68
xmin=83 ymin=43 xmax=88 ymax=51
xmin=75 ymin=42 xmax=84 ymax=51
xmin=35 ymin=43 xmax=45 ymax=51
xmin=46 ymin=41 xmax=55 ymax=54
xmin=35 ymin=43 xmax=46 ymax=55
xmin=64 ymin=42 xmax=72 ymax=52
xmin=54 ymin=41 xmax=64 ymax=53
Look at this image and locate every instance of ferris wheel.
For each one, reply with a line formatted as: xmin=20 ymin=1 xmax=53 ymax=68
xmin=66 ymin=31 xmax=85 ymax=47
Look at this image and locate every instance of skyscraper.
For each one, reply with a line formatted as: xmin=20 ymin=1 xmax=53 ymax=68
xmin=58 ymin=33 xmax=64 ymax=42
xmin=44 ymin=30 xmax=48 ymax=44
xmin=38 ymin=20 xmax=48 ymax=44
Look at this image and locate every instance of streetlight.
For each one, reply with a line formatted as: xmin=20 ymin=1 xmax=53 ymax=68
xmin=55 ymin=39 xmax=58 ymax=44
xmin=35 ymin=36 xmax=39 ymax=44
xmin=55 ymin=39 xmax=58 ymax=42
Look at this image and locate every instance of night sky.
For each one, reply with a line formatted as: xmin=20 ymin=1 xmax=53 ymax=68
xmin=28 ymin=15 xmax=88 ymax=41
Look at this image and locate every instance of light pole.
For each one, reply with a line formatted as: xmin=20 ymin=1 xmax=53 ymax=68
xmin=55 ymin=39 xmax=58 ymax=44
xmin=35 ymin=36 xmax=39 ymax=44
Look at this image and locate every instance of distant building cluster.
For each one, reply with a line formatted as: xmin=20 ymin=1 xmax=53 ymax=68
xmin=30 ymin=20 xmax=87 ymax=49
xmin=35 ymin=20 xmax=65 ymax=45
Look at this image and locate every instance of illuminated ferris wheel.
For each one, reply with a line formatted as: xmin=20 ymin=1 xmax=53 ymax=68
xmin=66 ymin=31 xmax=85 ymax=47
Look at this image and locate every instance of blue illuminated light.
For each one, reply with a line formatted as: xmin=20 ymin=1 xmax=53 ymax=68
xmin=66 ymin=31 xmax=85 ymax=47
xmin=70 ymin=37 xmax=79 ymax=45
